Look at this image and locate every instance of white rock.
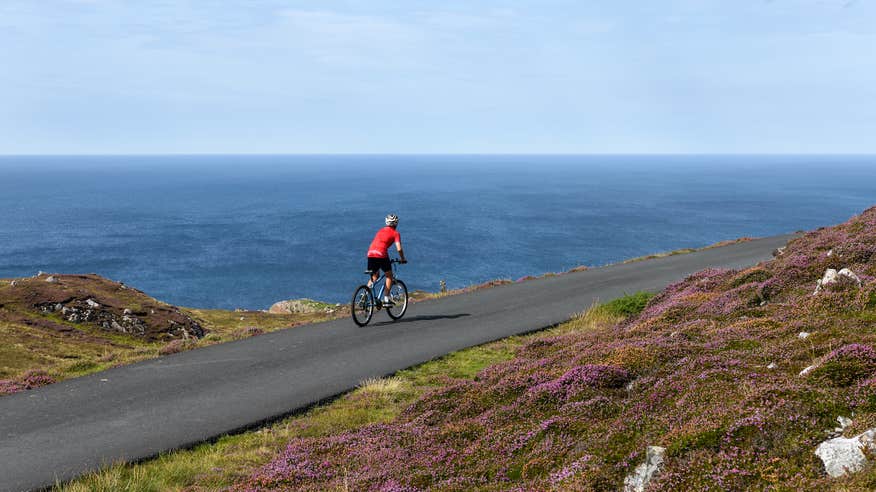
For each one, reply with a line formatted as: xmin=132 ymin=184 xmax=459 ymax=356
xmin=815 ymin=428 xmax=876 ymax=477
xmin=815 ymin=269 xmax=838 ymax=294
xmin=45 ymin=276 xmax=58 ymax=283
xmin=838 ymin=268 xmax=862 ymax=285
xmin=827 ymin=249 xmax=834 ymax=257
xmin=10 ymin=280 xmax=16 ymax=287
xmin=815 ymin=268 xmax=863 ymax=294
xmin=123 ymin=308 xmax=133 ymax=315
xmin=800 ymin=365 xmax=817 ymax=376
xmin=86 ymin=299 xmax=100 ymax=308
xmin=798 ymin=331 xmax=810 ymax=339
xmin=834 ymin=416 xmax=853 ymax=433
xmin=767 ymin=362 xmax=777 ymax=369
xmin=623 ymin=446 xmax=665 ymax=492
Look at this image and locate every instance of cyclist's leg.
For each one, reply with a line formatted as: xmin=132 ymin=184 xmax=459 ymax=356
xmin=381 ymin=260 xmax=394 ymax=303
xmin=384 ymin=269 xmax=394 ymax=294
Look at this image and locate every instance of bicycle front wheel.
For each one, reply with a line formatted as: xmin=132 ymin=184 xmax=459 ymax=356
xmin=386 ymin=279 xmax=408 ymax=320
xmin=351 ymin=285 xmax=374 ymax=326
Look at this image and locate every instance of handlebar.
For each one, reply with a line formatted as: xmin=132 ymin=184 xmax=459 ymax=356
xmin=390 ymin=258 xmax=407 ymax=264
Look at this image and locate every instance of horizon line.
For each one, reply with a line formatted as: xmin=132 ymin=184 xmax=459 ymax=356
xmin=2 ymin=152 xmax=875 ymax=158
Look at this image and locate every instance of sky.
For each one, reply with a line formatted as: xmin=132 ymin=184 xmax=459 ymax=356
xmin=1 ymin=0 xmax=874 ymax=155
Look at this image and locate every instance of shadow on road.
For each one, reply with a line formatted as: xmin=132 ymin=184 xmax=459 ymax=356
xmin=373 ymin=313 xmax=471 ymax=326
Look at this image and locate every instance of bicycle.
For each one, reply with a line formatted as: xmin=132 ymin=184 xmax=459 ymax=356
xmin=351 ymin=258 xmax=408 ymax=326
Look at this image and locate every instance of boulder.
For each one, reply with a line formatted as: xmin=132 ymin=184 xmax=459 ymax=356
xmin=839 ymin=268 xmax=863 ymax=284
xmin=269 ymin=298 xmax=329 ymax=314
xmin=623 ymin=446 xmax=665 ymax=492
xmin=814 ymin=268 xmax=862 ymax=294
xmin=45 ymin=276 xmax=58 ymax=283
xmin=815 ymin=428 xmax=876 ymax=477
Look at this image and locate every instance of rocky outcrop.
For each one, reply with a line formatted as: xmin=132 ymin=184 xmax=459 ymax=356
xmin=815 ymin=427 xmax=876 ymax=477
xmin=623 ymin=446 xmax=665 ymax=492
xmin=2 ymin=273 xmax=204 ymax=341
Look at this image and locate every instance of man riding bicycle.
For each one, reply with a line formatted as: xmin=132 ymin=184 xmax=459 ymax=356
xmin=367 ymin=214 xmax=407 ymax=305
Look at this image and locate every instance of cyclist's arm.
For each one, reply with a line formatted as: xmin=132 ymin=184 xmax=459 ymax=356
xmin=395 ymin=241 xmax=407 ymax=263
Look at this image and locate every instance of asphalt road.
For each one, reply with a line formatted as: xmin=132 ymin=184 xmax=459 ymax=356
xmin=0 ymin=234 xmax=796 ymax=491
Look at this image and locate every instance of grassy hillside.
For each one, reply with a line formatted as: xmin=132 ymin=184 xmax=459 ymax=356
xmin=212 ymin=207 xmax=876 ymax=490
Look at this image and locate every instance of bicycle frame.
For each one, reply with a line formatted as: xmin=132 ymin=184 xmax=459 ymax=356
xmin=368 ymin=259 xmax=401 ymax=302
xmin=370 ymin=271 xmax=389 ymax=300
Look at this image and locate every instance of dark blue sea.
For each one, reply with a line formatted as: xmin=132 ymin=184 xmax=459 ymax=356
xmin=0 ymin=155 xmax=874 ymax=309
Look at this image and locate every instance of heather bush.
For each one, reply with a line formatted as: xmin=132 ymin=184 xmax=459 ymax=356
xmin=236 ymin=206 xmax=876 ymax=491
xmin=810 ymin=344 xmax=876 ymax=387
xmin=0 ymin=379 xmax=23 ymax=395
xmin=0 ymin=370 xmax=55 ymax=396
xmin=728 ymin=268 xmax=772 ymax=288
xmin=238 ymin=326 xmax=265 ymax=338
xmin=158 ymin=339 xmax=195 ymax=355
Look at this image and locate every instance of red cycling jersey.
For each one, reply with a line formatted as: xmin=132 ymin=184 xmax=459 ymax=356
xmin=367 ymin=226 xmax=401 ymax=258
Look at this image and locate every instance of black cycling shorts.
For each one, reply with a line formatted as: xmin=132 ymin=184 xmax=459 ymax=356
xmin=367 ymin=257 xmax=392 ymax=274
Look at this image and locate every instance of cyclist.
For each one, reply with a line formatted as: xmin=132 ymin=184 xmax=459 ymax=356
xmin=367 ymin=213 xmax=407 ymax=305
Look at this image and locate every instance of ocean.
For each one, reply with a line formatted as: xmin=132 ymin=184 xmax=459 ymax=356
xmin=0 ymin=155 xmax=873 ymax=309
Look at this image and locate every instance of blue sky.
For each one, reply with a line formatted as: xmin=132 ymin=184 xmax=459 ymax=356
xmin=1 ymin=1 xmax=874 ymax=154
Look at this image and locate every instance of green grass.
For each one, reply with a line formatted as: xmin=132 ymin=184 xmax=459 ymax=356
xmin=595 ymin=291 xmax=654 ymax=318
xmin=59 ymin=294 xmax=643 ymax=491
xmin=620 ymin=237 xmax=754 ymax=265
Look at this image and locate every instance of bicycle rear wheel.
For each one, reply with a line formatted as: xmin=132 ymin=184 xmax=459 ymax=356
xmin=386 ymin=279 xmax=408 ymax=320
xmin=351 ymin=285 xmax=374 ymax=326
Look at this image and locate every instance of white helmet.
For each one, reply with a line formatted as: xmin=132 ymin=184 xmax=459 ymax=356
xmin=385 ymin=214 xmax=399 ymax=226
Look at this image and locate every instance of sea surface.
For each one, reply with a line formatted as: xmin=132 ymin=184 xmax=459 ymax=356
xmin=0 ymin=155 xmax=874 ymax=310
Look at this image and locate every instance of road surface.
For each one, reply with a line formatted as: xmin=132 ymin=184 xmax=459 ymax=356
xmin=0 ymin=234 xmax=796 ymax=491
